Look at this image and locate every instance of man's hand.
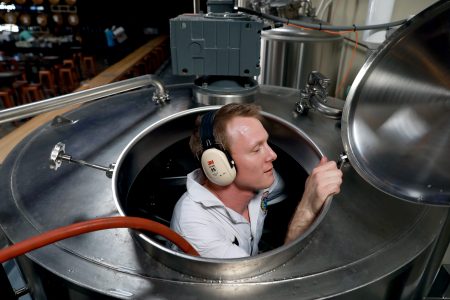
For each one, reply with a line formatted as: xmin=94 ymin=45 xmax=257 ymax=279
xmin=285 ymin=156 xmax=343 ymax=244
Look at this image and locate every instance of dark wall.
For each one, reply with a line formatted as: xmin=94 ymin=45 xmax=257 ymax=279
xmin=77 ymin=1 xmax=197 ymax=47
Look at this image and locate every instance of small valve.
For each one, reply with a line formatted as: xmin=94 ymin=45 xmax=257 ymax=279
xmin=337 ymin=152 xmax=349 ymax=169
xmin=295 ymin=71 xmax=330 ymax=116
xmin=294 ymin=71 xmax=344 ymax=119
xmin=152 ymin=91 xmax=170 ymax=104
xmin=49 ymin=142 xmax=67 ymax=171
xmin=49 ymin=142 xmax=115 ymax=178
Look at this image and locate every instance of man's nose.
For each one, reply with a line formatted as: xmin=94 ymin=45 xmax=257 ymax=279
xmin=266 ymin=144 xmax=277 ymax=161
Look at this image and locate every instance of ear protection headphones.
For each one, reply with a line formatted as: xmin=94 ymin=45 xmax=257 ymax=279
xmin=199 ymin=110 xmax=236 ymax=186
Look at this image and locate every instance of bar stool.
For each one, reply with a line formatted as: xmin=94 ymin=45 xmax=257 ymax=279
xmin=39 ymin=70 xmax=58 ymax=97
xmin=22 ymin=84 xmax=44 ymax=103
xmin=0 ymin=88 xmax=15 ymax=108
xmin=63 ymin=59 xmax=79 ymax=82
xmin=59 ymin=67 xmax=76 ymax=93
xmin=72 ymin=52 xmax=84 ymax=80
xmin=82 ymin=56 xmax=96 ymax=78
xmin=62 ymin=59 xmax=75 ymax=69
xmin=12 ymin=80 xmax=28 ymax=105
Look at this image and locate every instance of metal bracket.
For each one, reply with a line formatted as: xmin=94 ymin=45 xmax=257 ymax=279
xmin=295 ymin=71 xmax=330 ymax=114
xmin=49 ymin=142 xmax=115 ymax=178
xmin=295 ymin=71 xmax=343 ymax=119
xmin=51 ymin=115 xmax=78 ymax=128
xmin=337 ymin=152 xmax=349 ymax=169
xmin=152 ymin=90 xmax=170 ymax=104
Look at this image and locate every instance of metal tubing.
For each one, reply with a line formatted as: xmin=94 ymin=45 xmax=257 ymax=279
xmin=193 ymin=0 xmax=200 ymax=13
xmin=0 ymin=75 xmax=168 ymax=124
xmin=66 ymin=157 xmax=110 ymax=173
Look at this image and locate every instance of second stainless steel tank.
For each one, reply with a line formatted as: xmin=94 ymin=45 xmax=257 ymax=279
xmin=259 ymin=25 xmax=343 ymax=94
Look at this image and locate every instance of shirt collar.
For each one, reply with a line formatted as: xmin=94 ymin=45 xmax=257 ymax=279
xmin=186 ymin=169 xmax=251 ymax=224
xmin=186 ymin=169 xmax=224 ymax=208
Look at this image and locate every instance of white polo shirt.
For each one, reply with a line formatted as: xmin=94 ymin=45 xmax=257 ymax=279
xmin=170 ymin=169 xmax=285 ymax=258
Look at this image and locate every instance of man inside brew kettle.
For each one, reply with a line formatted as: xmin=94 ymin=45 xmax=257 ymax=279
xmin=170 ymin=103 xmax=343 ymax=258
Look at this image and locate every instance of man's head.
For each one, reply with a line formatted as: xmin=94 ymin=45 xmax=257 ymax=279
xmin=190 ymin=103 xmax=277 ymax=190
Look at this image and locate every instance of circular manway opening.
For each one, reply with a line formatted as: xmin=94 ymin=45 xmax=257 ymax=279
xmin=114 ymin=108 xmax=324 ymax=279
xmin=126 ymin=138 xmax=306 ymax=252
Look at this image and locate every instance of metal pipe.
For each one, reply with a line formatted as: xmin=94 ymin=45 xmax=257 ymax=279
xmin=237 ymin=6 xmax=407 ymax=31
xmin=150 ymin=76 xmax=170 ymax=103
xmin=193 ymin=0 xmax=200 ymax=13
xmin=0 ymin=74 xmax=169 ymax=124
xmin=237 ymin=0 xmax=250 ymax=8
xmin=63 ymin=155 xmax=111 ymax=172
xmin=316 ymin=0 xmax=333 ymax=21
xmin=362 ymin=0 xmax=396 ymax=46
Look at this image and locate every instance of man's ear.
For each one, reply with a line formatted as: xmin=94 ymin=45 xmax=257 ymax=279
xmin=201 ymin=148 xmax=236 ymax=186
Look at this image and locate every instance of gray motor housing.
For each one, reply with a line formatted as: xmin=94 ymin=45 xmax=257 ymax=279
xmin=170 ymin=13 xmax=263 ymax=77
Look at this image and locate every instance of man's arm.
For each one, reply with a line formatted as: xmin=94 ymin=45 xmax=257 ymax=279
xmin=284 ymin=156 xmax=343 ymax=244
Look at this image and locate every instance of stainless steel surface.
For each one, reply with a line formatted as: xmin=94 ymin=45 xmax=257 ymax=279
xmin=0 ymin=82 xmax=448 ymax=299
xmin=50 ymin=115 xmax=78 ymax=127
xmin=0 ymin=75 xmax=169 ymax=124
xmin=296 ymin=71 xmax=344 ymax=119
xmin=192 ymin=76 xmax=259 ymax=105
xmin=49 ymin=142 xmax=115 ymax=177
xmin=193 ymin=0 xmax=200 ymax=13
xmin=0 ymin=3 xmax=449 ymax=296
xmin=342 ymin=1 xmax=450 ymax=206
xmin=243 ymin=0 xmax=315 ymax=18
xmin=309 ymin=95 xmax=344 ymax=119
xmin=316 ymin=0 xmax=333 ymax=20
xmin=113 ymin=105 xmax=326 ymax=280
xmin=259 ymin=25 xmax=343 ymax=94
xmin=237 ymin=0 xmax=250 ymax=8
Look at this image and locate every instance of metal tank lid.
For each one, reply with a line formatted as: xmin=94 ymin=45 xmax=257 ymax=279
xmin=342 ymin=0 xmax=450 ymax=206
xmin=261 ymin=24 xmax=343 ymax=41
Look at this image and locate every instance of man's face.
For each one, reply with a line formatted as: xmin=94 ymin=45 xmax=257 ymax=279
xmin=226 ymin=116 xmax=277 ymax=191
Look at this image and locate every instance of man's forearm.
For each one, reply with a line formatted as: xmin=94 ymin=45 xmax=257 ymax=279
xmin=284 ymin=157 xmax=342 ymax=244
xmin=284 ymin=206 xmax=316 ymax=244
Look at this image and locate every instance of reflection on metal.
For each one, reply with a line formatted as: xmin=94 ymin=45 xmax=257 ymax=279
xmin=193 ymin=0 xmax=200 ymax=13
xmin=0 ymin=74 xmax=169 ymax=124
xmin=113 ymin=106 xmax=324 ymax=280
xmin=259 ymin=25 xmax=343 ymax=93
xmin=0 ymin=81 xmax=448 ymax=298
xmin=51 ymin=115 xmax=78 ymax=127
xmin=49 ymin=142 xmax=115 ymax=178
xmin=0 ymin=2 xmax=449 ymax=298
xmin=337 ymin=152 xmax=349 ymax=168
xmin=295 ymin=71 xmax=344 ymax=119
xmin=243 ymin=0 xmax=315 ymax=18
xmin=342 ymin=0 xmax=450 ymax=206
xmin=193 ymin=76 xmax=259 ymax=105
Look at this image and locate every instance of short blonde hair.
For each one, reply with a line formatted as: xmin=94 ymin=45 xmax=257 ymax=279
xmin=189 ymin=103 xmax=262 ymax=158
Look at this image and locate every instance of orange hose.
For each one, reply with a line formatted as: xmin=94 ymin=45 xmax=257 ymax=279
xmin=0 ymin=216 xmax=199 ymax=263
